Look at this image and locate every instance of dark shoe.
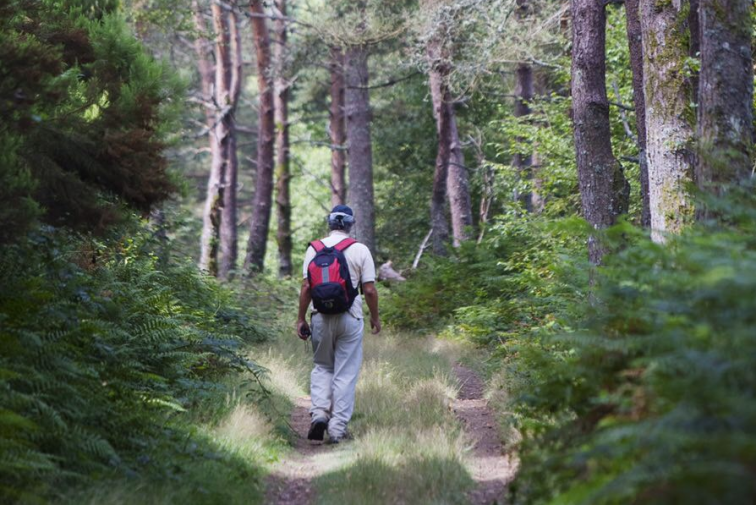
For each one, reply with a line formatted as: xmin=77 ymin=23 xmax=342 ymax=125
xmin=307 ymin=419 xmax=327 ymax=441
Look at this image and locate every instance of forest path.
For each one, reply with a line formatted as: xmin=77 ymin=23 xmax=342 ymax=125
xmin=264 ymin=397 xmax=328 ymax=505
xmin=453 ymin=363 xmax=518 ymax=504
xmin=262 ymin=335 xmax=517 ymax=504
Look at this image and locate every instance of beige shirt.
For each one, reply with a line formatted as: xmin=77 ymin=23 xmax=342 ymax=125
xmin=303 ymin=230 xmax=376 ymax=319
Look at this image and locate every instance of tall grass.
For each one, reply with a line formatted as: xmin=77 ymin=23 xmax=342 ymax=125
xmin=314 ymin=333 xmax=475 ymax=505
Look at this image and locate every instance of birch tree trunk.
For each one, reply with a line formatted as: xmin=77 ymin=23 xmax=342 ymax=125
xmin=198 ymin=2 xmax=233 ymax=277
xmin=194 ymin=0 xmax=221 ymax=274
xmin=329 ymin=47 xmax=347 ymax=207
xmin=696 ymin=0 xmax=753 ymax=195
xmin=571 ymin=0 xmax=629 ymax=264
xmin=218 ymin=10 xmax=242 ymax=280
xmin=345 ymin=44 xmax=376 ymax=255
xmin=624 ymin=0 xmax=650 ymax=228
xmin=274 ymin=0 xmax=293 ymax=277
xmin=245 ymin=0 xmax=276 ymax=273
xmin=640 ymin=0 xmax=696 ymax=242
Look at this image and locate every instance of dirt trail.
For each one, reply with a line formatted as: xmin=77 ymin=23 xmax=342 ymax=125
xmin=265 ymin=363 xmax=517 ymax=505
xmin=453 ymin=363 xmax=518 ymax=505
xmin=264 ymin=397 xmax=323 ymax=505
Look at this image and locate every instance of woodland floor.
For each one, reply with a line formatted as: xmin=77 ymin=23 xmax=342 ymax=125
xmin=262 ymin=334 xmax=517 ymax=505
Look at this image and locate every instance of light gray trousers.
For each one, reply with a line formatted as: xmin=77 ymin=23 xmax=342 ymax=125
xmin=309 ymin=312 xmax=364 ymax=438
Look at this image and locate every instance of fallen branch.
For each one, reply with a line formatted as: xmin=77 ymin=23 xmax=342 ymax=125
xmin=412 ymin=229 xmax=433 ymax=270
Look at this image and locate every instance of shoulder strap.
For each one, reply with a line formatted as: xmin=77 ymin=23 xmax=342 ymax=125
xmin=334 ymin=238 xmax=357 ymax=252
xmin=309 ymin=240 xmax=326 ymax=252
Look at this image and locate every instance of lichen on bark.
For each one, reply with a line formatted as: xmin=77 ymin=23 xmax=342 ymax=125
xmin=640 ymin=0 xmax=697 ymax=242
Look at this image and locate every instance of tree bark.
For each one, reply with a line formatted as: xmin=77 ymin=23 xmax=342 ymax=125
xmin=194 ymin=0 xmax=221 ymax=275
xmin=688 ymin=0 xmax=701 ymax=101
xmin=624 ymin=0 xmax=650 ymax=228
xmin=329 ymin=47 xmax=347 ymax=207
xmin=424 ymin=4 xmax=472 ymax=248
xmin=345 ymin=44 xmax=376 ymax=255
xmin=446 ymin=101 xmax=473 ymax=246
xmin=640 ymin=0 xmax=696 ymax=242
xmin=696 ymin=0 xmax=753 ymax=195
xmin=199 ymin=2 xmax=235 ymax=277
xmin=428 ymin=57 xmax=452 ymax=255
xmin=274 ymin=0 xmax=292 ymax=277
xmin=245 ymin=0 xmax=276 ymax=273
xmin=571 ymin=0 xmax=629 ymax=264
xmin=513 ymin=62 xmax=534 ymax=212
xmin=218 ymin=10 xmax=242 ymax=280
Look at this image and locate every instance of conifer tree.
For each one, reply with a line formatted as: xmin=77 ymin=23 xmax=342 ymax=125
xmin=571 ymin=0 xmax=629 ymax=263
xmin=345 ymin=14 xmax=376 ymax=255
xmin=640 ymin=0 xmax=696 ymax=242
xmin=624 ymin=0 xmax=650 ymax=227
xmin=696 ymin=0 xmax=754 ymax=195
xmin=330 ymin=47 xmax=348 ymax=207
xmin=245 ymin=0 xmax=276 ymax=273
xmin=274 ymin=0 xmax=293 ymax=277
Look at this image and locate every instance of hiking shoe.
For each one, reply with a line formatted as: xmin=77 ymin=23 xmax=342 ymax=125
xmin=326 ymin=430 xmax=352 ymax=445
xmin=307 ymin=419 xmax=327 ymax=441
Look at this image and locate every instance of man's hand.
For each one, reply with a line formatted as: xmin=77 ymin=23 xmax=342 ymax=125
xmin=296 ymin=279 xmax=312 ymax=340
xmin=297 ymin=320 xmax=311 ymax=340
xmin=362 ymin=281 xmax=380 ymax=335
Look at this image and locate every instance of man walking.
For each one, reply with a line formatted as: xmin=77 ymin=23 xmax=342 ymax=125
xmin=296 ymin=205 xmax=380 ymax=444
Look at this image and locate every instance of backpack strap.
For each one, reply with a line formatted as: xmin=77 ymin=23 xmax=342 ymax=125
xmin=309 ymin=240 xmax=326 ymax=252
xmin=334 ymin=238 xmax=357 ymax=252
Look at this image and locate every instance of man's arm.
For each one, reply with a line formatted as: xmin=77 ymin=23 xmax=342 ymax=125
xmin=296 ymin=279 xmax=312 ymax=339
xmin=362 ymin=282 xmax=381 ymax=335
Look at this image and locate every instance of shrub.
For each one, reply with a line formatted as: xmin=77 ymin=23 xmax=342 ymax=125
xmin=0 ymin=226 xmax=265 ymax=503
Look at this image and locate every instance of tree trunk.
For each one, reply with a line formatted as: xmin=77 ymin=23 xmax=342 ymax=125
xmin=513 ymin=62 xmax=534 ymax=212
xmin=424 ymin=7 xmax=471 ymax=248
xmin=640 ymin=0 xmax=696 ymax=242
xmin=345 ymin=44 xmax=376 ymax=255
xmin=624 ymin=0 xmax=651 ymax=228
xmin=329 ymin=47 xmax=347 ymax=207
xmin=199 ymin=2 xmax=234 ymax=277
xmin=513 ymin=0 xmax=535 ymax=213
xmin=194 ymin=0 xmax=221 ymax=274
xmin=244 ymin=0 xmax=276 ymax=273
xmin=428 ymin=58 xmax=452 ymax=255
xmin=688 ymin=0 xmax=701 ymax=101
xmin=274 ymin=0 xmax=293 ymax=277
xmin=218 ymin=10 xmax=242 ymax=280
xmin=696 ymin=0 xmax=753 ymax=196
xmin=531 ymin=149 xmax=545 ymax=214
xmin=571 ymin=0 xmax=629 ymax=264
xmin=446 ymin=103 xmax=473 ymax=246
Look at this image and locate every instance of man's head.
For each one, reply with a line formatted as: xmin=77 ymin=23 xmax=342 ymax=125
xmin=327 ymin=205 xmax=355 ymax=232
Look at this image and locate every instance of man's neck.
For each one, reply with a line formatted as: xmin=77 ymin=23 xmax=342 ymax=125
xmin=329 ymin=230 xmax=349 ymax=237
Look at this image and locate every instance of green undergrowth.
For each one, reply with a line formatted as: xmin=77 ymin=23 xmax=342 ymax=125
xmin=384 ymin=188 xmax=756 ymax=504
xmin=314 ymin=333 xmax=474 ymax=505
xmin=253 ymin=324 xmax=477 ymax=505
xmin=0 ymin=226 xmax=282 ymax=504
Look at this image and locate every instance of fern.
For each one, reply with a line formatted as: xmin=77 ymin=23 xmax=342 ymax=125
xmin=0 ymin=226 xmax=267 ymax=503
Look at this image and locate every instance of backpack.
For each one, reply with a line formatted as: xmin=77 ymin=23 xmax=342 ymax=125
xmin=307 ymin=238 xmax=358 ymax=314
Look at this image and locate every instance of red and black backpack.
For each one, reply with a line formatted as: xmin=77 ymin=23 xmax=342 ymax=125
xmin=307 ymin=238 xmax=359 ymax=314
